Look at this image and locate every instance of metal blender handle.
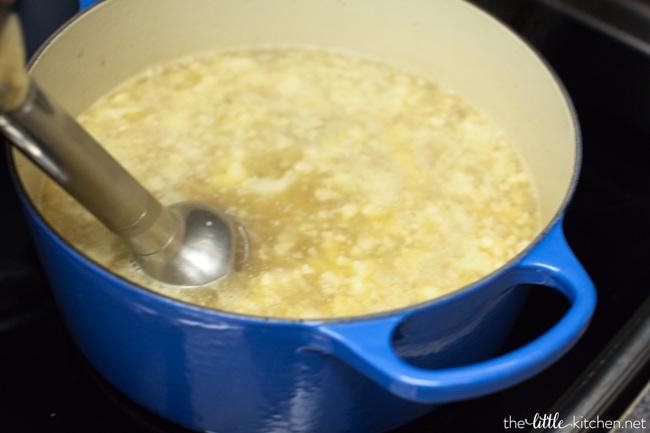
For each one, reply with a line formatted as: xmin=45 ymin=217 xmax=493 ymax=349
xmin=0 ymin=9 xmax=243 ymax=286
xmin=0 ymin=8 xmax=175 ymax=257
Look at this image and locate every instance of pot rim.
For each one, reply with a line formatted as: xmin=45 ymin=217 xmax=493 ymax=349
xmin=8 ymin=0 xmax=583 ymax=326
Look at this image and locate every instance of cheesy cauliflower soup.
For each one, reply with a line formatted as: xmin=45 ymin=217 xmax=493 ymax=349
xmin=40 ymin=48 xmax=541 ymax=319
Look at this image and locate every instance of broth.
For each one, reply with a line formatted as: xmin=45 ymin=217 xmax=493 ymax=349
xmin=40 ymin=48 xmax=540 ymax=319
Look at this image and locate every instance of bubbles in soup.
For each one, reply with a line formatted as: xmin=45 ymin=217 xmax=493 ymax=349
xmin=40 ymin=48 xmax=541 ymax=319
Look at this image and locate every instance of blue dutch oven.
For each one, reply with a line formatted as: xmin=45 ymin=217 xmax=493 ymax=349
xmin=9 ymin=0 xmax=596 ymax=432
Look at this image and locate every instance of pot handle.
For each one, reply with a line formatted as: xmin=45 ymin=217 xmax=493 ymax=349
xmin=311 ymin=222 xmax=596 ymax=403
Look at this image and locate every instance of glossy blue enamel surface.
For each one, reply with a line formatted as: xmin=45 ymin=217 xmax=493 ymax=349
xmin=23 ymin=204 xmax=434 ymax=432
xmin=14 ymin=177 xmax=596 ymax=433
xmin=315 ymin=222 xmax=596 ymax=403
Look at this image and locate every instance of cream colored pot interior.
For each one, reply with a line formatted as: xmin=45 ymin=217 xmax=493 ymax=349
xmin=14 ymin=0 xmax=577 ymax=229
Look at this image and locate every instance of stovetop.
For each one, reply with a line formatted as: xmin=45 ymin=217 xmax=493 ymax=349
xmin=2 ymin=1 xmax=650 ymax=432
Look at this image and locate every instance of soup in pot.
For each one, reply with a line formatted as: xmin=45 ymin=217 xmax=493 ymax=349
xmin=40 ymin=48 xmax=541 ymax=319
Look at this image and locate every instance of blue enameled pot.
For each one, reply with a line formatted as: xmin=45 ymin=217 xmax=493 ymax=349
xmin=10 ymin=0 xmax=596 ymax=432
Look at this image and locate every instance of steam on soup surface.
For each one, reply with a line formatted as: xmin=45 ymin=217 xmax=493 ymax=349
xmin=40 ymin=48 xmax=541 ymax=319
